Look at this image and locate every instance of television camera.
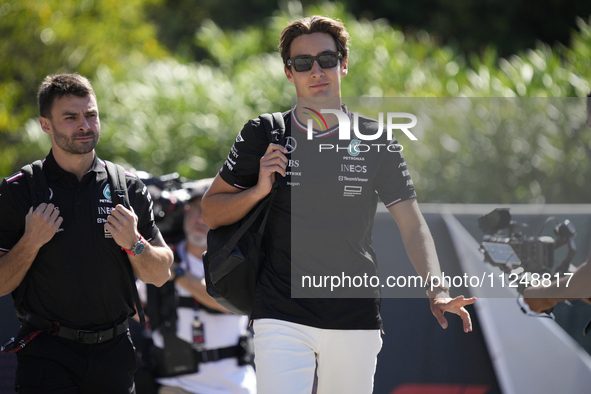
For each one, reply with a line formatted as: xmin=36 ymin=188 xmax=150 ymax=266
xmin=478 ymin=208 xmax=577 ymax=293
xmin=137 ymin=171 xmax=193 ymax=245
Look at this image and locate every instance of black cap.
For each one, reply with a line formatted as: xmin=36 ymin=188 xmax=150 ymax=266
xmin=185 ymin=178 xmax=214 ymax=202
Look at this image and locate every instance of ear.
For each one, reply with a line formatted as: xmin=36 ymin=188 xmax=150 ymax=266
xmin=39 ymin=117 xmax=52 ymax=135
xmin=341 ymin=58 xmax=348 ymax=77
xmin=285 ymin=65 xmax=295 ymax=84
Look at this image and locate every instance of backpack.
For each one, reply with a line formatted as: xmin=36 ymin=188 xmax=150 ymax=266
xmin=202 ymin=112 xmax=285 ymax=316
xmin=15 ymin=159 xmax=145 ymax=323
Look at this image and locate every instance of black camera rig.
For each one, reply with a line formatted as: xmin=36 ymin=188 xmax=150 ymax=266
xmin=478 ymin=208 xmax=577 ymax=291
xmin=138 ymin=171 xmax=192 ymax=245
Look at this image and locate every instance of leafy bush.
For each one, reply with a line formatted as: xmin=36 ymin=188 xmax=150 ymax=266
xmin=0 ymin=0 xmax=167 ymax=174
xmin=5 ymin=2 xmax=591 ymax=204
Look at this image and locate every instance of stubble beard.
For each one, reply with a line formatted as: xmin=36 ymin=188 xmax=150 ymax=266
xmin=52 ymin=122 xmax=100 ymax=155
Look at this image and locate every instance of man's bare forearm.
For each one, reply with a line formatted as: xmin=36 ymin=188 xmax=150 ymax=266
xmin=0 ymin=203 xmax=63 ymax=296
xmin=129 ymin=233 xmax=173 ymax=287
xmin=0 ymin=239 xmax=41 ymax=297
xmin=388 ymin=199 xmax=442 ymax=281
xmin=401 ymin=220 xmax=442 ymax=281
xmin=526 ymin=261 xmax=591 ymax=300
xmin=203 ymin=145 xmax=287 ymax=229
xmin=176 ymin=274 xmax=229 ymax=312
xmin=202 ymin=175 xmax=271 ymax=229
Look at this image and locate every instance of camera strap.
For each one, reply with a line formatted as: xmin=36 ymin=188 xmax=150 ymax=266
xmin=194 ymin=344 xmax=241 ymax=363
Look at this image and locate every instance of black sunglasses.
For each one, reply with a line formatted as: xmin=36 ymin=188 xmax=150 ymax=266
xmin=286 ymin=51 xmax=343 ymax=72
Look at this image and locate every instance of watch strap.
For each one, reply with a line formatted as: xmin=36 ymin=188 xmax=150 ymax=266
xmin=122 ymin=235 xmax=145 ymax=256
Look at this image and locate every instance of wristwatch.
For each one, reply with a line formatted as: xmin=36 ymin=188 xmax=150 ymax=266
xmin=122 ymin=235 xmax=145 ymax=256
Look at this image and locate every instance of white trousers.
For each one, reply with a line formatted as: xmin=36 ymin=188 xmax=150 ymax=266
xmin=253 ymin=319 xmax=382 ymax=394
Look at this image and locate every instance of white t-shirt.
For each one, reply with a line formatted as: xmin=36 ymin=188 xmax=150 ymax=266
xmin=138 ymin=240 xmax=256 ymax=394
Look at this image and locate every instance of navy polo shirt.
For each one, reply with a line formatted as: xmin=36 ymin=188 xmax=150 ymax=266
xmin=0 ymin=151 xmax=159 ymax=328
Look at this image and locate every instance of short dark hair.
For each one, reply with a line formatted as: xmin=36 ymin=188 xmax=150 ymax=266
xmin=279 ymin=16 xmax=349 ymax=67
xmin=38 ymin=74 xmax=95 ymax=118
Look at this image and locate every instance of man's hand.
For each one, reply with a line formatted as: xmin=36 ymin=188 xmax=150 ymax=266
xmin=105 ymin=204 xmax=172 ymax=286
xmin=0 ymin=203 xmax=63 ymax=297
xmin=522 ymin=296 xmax=558 ymax=314
xmin=202 ymin=143 xmax=287 ymax=230
xmin=429 ymin=293 xmax=477 ymax=333
xmin=105 ymin=204 xmax=140 ymax=251
xmin=522 ymin=286 xmax=563 ymax=314
xmin=255 ymin=143 xmax=288 ymax=198
xmin=24 ymin=203 xmax=63 ymax=249
xmin=521 ymin=262 xmax=591 ymax=313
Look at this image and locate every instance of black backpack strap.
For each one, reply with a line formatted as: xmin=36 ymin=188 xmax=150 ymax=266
xmin=13 ymin=160 xmax=49 ymax=314
xmin=218 ymin=190 xmax=277 ymax=259
xmin=22 ymin=160 xmax=48 ymax=208
xmin=257 ymin=111 xmax=285 ymax=230
xmin=104 ymin=161 xmax=145 ymax=324
xmin=217 ymin=112 xmax=285 ymax=257
xmin=105 ymin=161 xmax=131 ymax=209
xmin=259 ymin=112 xmax=286 ymax=144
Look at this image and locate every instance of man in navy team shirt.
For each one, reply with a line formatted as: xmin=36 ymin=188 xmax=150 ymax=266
xmin=0 ymin=73 xmax=173 ymax=393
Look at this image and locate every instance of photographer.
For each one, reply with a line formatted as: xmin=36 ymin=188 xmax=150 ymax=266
xmin=524 ymin=93 xmax=591 ymax=313
xmin=138 ymin=178 xmax=256 ymax=394
xmin=524 ymin=252 xmax=591 ymax=313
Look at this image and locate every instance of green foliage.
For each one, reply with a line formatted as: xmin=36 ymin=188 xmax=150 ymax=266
xmin=146 ymin=0 xmax=302 ymax=61
xmin=4 ymin=1 xmax=591 ymax=204
xmin=340 ymin=0 xmax=591 ymax=57
xmin=0 ymin=0 xmax=167 ymax=175
xmin=146 ymin=0 xmax=591 ymax=60
xmin=387 ymin=98 xmax=591 ymax=204
xmin=90 ymin=52 xmax=294 ymax=179
xmin=342 ymin=13 xmax=591 ymax=98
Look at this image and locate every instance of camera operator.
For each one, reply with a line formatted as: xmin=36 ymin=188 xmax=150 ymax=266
xmin=138 ymin=178 xmax=256 ymax=394
xmin=524 ymin=93 xmax=591 ymax=313
xmin=524 ymin=251 xmax=591 ymax=313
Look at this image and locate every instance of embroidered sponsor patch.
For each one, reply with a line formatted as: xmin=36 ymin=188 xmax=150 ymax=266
xmin=348 ymin=140 xmax=361 ymax=156
xmin=103 ymin=184 xmax=111 ymax=200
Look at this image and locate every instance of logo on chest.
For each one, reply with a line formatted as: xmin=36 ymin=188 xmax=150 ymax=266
xmin=99 ymin=184 xmax=112 ymax=203
xmin=98 ymin=206 xmax=114 ymax=216
xmin=97 ymin=183 xmax=114 ymax=227
xmin=285 ymin=136 xmax=297 ymax=154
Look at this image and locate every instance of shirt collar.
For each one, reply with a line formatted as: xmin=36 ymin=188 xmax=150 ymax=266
xmin=291 ymin=104 xmax=352 ymax=138
xmin=44 ymin=150 xmax=107 ymax=182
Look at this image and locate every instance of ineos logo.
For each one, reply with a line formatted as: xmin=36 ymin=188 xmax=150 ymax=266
xmin=341 ymin=164 xmax=367 ymax=173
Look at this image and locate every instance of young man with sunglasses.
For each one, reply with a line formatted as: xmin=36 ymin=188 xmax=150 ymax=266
xmin=202 ymin=16 xmax=476 ymax=394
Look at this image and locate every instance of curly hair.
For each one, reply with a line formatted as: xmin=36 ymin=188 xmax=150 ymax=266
xmin=279 ymin=16 xmax=350 ymax=67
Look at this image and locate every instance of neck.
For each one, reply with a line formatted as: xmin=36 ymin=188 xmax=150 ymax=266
xmin=186 ymin=241 xmax=207 ymax=260
xmin=52 ymin=148 xmax=95 ymax=182
xmin=295 ymin=97 xmax=343 ymax=130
